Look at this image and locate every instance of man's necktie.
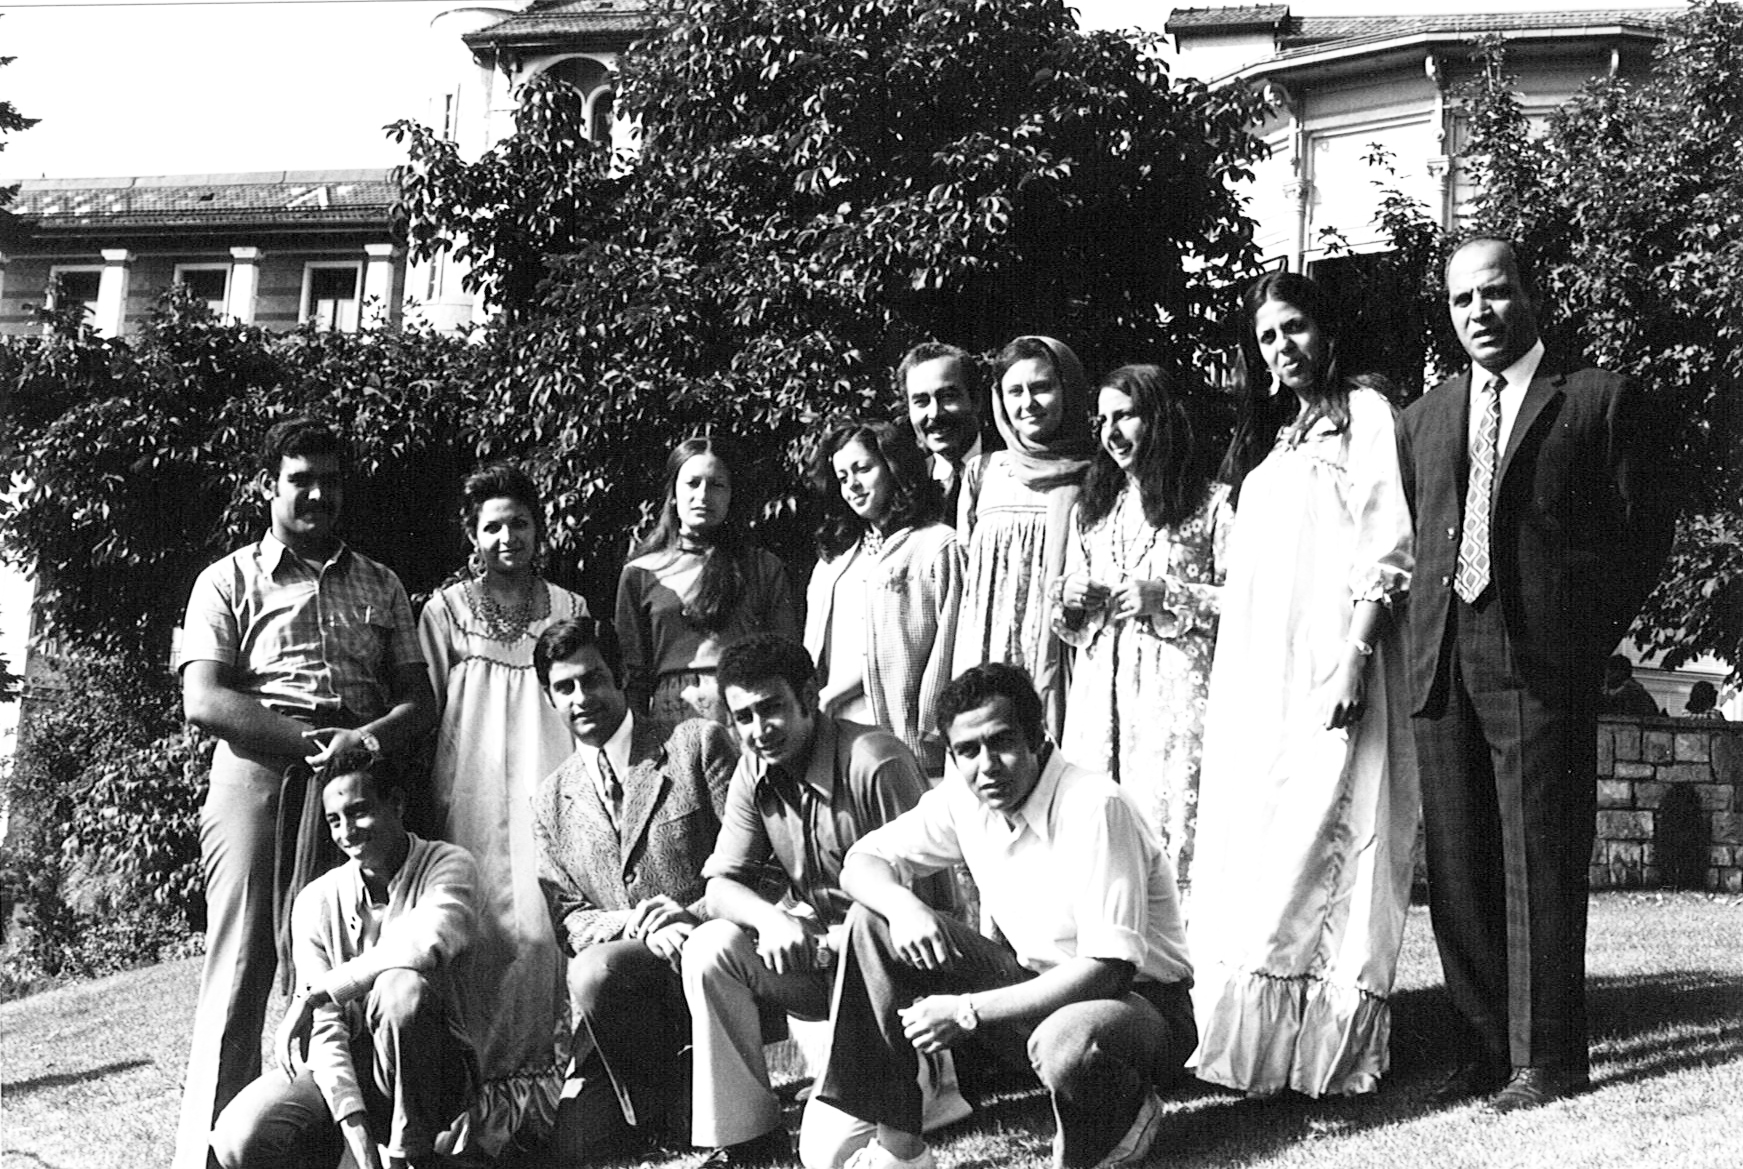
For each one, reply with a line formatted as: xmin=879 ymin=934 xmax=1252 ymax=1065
xmin=598 ymin=750 xmax=623 ymax=829
xmin=1455 ymin=374 xmax=1504 ymax=604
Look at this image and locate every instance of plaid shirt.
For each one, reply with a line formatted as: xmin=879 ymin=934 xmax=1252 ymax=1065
xmin=179 ymin=533 xmax=423 ymax=722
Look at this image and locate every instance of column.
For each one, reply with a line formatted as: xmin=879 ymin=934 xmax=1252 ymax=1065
xmin=362 ymin=243 xmax=400 ymax=328
xmin=95 ymin=249 xmax=133 ymax=338
xmin=228 ymin=247 xmax=263 ymax=325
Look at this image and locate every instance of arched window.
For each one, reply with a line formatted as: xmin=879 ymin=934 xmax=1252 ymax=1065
xmin=538 ymin=56 xmax=615 ymax=145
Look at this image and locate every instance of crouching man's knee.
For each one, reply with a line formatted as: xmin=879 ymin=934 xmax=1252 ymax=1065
xmin=367 ymin=967 xmax=430 ymax=1032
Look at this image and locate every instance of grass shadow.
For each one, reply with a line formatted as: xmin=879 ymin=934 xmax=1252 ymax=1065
xmin=2 ymin=1057 xmax=154 ymax=1099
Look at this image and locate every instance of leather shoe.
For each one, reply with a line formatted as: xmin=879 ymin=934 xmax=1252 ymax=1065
xmin=1486 ymin=1066 xmax=1590 ymax=1113
xmin=1426 ymin=1058 xmax=1509 ymax=1105
xmin=700 ymin=1126 xmax=793 ymax=1167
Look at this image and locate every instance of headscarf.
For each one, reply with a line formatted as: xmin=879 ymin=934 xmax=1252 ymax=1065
xmin=990 ymin=335 xmax=1097 ymax=490
xmin=989 ymin=335 xmax=1094 ymax=741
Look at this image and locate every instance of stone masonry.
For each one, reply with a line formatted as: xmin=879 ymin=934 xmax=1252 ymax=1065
xmin=1593 ymin=715 xmax=1743 ymax=892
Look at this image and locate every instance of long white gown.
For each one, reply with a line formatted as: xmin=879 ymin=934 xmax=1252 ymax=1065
xmin=1187 ymin=387 xmax=1420 ymax=1097
xmin=418 ymin=579 xmax=588 ymax=1154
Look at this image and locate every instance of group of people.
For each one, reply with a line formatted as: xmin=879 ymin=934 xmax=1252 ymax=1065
xmin=170 ymin=236 xmax=1671 ymax=1169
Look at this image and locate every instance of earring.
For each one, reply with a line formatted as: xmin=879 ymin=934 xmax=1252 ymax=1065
xmin=533 ymin=547 xmax=548 ymax=577
xmin=468 ymin=549 xmax=488 ymax=580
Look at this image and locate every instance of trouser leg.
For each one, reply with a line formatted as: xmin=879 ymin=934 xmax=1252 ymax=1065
xmin=1028 ymin=981 xmax=1193 ymax=1169
xmin=682 ymin=918 xmax=832 ymax=1148
xmin=364 ymin=969 xmax=474 ymax=1161
xmin=554 ymin=938 xmax=690 ymax=1157
xmin=813 ymin=903 xmax=1032 ymax=1135
xmin=209 ymin=1070 xmax=342 ymax=1169
xmin=176 ymin=746 xmax=294 ymax=1169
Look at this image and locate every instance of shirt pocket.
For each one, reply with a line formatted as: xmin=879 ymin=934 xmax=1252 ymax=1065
xmin=327 ymin=602 xmax=393 ymax=670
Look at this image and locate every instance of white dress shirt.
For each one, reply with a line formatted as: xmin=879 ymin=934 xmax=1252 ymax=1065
xmin=587 ymin=710 xmax=636 ymax=829
xmin=847 ymin=747 xmax=1192 ymax=983
xmin=1466 ymin=338 xmax=1546 ymax=459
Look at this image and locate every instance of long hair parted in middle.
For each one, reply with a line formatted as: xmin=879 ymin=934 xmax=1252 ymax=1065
xmin=810 ymin=418 xmax=944 ymax=561
xmin=1079 ymin=364 xmax=1216 ymax=532
xmin=634 ymin=435 xmax=749 ymax=632
xmin=1218 ymin=269 xmax=1351 ymax=501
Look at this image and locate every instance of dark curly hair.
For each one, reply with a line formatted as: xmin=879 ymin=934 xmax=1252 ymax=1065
xmin=936 ymin=662 xmax=1046 ymax=753
xmin=810 ymin=418 xmax=944 ymax=560
xmin=460 ymin=462 xmax=545 ymax=546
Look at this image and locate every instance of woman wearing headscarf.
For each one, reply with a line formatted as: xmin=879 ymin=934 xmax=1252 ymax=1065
xmin=952 ymin=335 xmax=1095 ymax=739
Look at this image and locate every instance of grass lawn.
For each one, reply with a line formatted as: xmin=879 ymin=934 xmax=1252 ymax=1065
xmin=3 ymin=892 xmax=1740 ymax=1169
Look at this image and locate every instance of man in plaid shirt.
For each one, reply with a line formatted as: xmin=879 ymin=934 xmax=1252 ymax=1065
xmin=172 ymin=417 xmax=437 ymax=1169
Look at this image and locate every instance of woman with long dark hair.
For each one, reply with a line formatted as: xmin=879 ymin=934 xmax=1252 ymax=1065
xmin=804 ymin=419 xmax=965 ymax=774
xmin=1187 ymin=271 xmax=1418 ymax=1098
xmin=952 ymin=335 xmax=1096 ymax=739
xmin=417 ymin=463 xmax=589 ymax=1153
xmin=1051 ymin=364 xmax=1231 ymax=885
xmin=615 ymin=436 xmax=797 ymax=723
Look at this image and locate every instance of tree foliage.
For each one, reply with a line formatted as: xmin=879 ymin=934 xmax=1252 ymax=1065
xmin=0 ymin=288 xmax=484 ymax=660
xmin=395 ymin=0 xmax=1271 ymax=598
xmin=1358 ymin=3 xmax=1743 ymax=676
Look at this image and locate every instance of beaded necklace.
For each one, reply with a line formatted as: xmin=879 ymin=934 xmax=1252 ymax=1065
xmin=467 ymin=576 xmax=548 ymax=642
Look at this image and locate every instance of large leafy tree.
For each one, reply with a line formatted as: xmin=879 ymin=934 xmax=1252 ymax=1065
xmin=1352 ymin=3 xmax=1743 ymax=677
xmin=401 ymin=0 xmax=1271 ymax=597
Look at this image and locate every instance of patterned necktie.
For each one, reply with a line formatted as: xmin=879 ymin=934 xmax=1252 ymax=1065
xmin=597 ymin=750 xmax=623 ymax=829
xmin=1454 ymin=374 xmax=1505 ymax=604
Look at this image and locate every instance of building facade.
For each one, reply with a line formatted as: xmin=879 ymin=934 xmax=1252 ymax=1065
xmin=0 ymin=169 xmax=412 ymax=338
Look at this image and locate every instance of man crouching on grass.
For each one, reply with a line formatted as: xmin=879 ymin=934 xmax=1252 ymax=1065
xmin=212 ymin=749 xmax=478 ymax=1169
xmin=802 ymin=663 xmax=1195 ymax=1169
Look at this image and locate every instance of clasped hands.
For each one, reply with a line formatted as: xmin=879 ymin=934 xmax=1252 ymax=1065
xmin=1060 ymin=573 xmax=1172 ymax=623
xmin=628 ymin=894 xmax=699 ymax=969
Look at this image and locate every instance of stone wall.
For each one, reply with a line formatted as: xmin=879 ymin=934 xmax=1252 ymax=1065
xmin=1593 ymin=716 xmax=1743 ymax=891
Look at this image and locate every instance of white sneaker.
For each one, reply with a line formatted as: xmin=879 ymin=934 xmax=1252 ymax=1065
xmin=842 ymin=1139 xmax=937 ymax=1169
xmin=1090 ymin=1088 xmax=1165 ymax=1169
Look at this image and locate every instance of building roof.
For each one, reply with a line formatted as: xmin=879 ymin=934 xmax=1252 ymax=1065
xmin=4 ymin=170 xmax=400 ymax=231
xmin=1166 ymin=6 xmax=1670 ymax=50
xmin=464 ymin=0 xmax=660 ymax=50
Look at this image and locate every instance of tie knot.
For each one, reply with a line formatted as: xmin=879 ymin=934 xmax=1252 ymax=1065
xmin=1486 ymin=373 xmax=1506 ymax=396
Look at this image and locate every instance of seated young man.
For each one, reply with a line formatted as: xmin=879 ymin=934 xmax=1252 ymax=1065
xmin=804 ymin=663 xmax=1196 ymax=1169
xmin=685 ymin=633 xmax=951 ymax=1167
xmin=211 ymin=749 xmax=478 ymax=1169
xmin=530 ymin=616 xmax=738 ymax=1159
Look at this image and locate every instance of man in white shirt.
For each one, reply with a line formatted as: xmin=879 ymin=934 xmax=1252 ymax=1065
xmin=802 ymin=663 xmax=1195 ymax=1169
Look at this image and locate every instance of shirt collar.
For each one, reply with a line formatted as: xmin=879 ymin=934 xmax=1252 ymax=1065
xmin=929 ymin=437 xmax=982 ymax=483
xmin=1007 ymin=745 xmax=1066 ymax=843
xmin=751 ymin=713 xmax=837 ymax=804
xmin=260 ymin=530 xmax=349 ymax=576
xmin=1472 ymin=337 xmax=1545 ymax=396
xmin=590 ymin=709 xmax=636 ymax=779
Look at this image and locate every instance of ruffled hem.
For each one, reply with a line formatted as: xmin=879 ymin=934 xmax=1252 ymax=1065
xmin=1191 ymin=967 xmax=1391 ymax=1098
xmin=438 ymin=1065 xmax=562 ymax=1160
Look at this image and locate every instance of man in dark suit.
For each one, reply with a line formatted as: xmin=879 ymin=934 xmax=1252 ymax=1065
xmin=1399 ymin=237 xmax=1671 ymax=1111
xmin=530 ymin=617 xmax=738 ymax=1159
xmin=900 ymin=342 xmax=990 ymax=523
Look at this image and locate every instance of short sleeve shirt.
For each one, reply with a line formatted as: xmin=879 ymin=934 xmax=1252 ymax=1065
xmin=178 ymin=533 xmax=423 ymax=722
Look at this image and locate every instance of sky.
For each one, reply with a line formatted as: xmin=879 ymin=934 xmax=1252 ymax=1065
xmin=0 ymin=0 xmax=1687 ymax=180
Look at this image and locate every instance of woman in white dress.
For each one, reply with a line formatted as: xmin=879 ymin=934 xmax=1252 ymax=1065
xmin=1188 ymin=271 xmax=1419 ymax=1098
xmin=804 ymin=419 xmax=965 ymax=775
xmin=615 ymin=436 xmax=798 ymax=724
xmin=1052 ymin=364 xmax=1232 ymax=886
xmin=418 ymin=464 xmax=589 ymax=1154
xmin=952 ymin=335 xmax=1095 ymax=739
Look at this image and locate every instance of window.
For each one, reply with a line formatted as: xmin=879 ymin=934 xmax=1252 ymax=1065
xmin=46 ymin=265 xmax=102 ymax=321
xmin=301 ymin=263 xmax=362 ymax=332
xmin=589 ymin=90 xmax=615 ymax=146
xmin=174 ymin=263 xmax=231 ymax=316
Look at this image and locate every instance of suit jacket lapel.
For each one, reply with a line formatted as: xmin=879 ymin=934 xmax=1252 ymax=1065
xmin=562 ymin=754 xmax=624 ymax=882
xmin=1497 ymin=360 xmax=1563 ymax=490
xmin=617 ymin=718 xmax=670 ymax=872
xmin=1432 ymin=369 xmax=1473 ymax=494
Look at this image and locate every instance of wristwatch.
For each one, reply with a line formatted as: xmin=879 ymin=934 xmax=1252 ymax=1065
xmin=359 ymin=729 xmax=382 ymax=758
xmin=954 ymin=994 xmax=980 ymax=1033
